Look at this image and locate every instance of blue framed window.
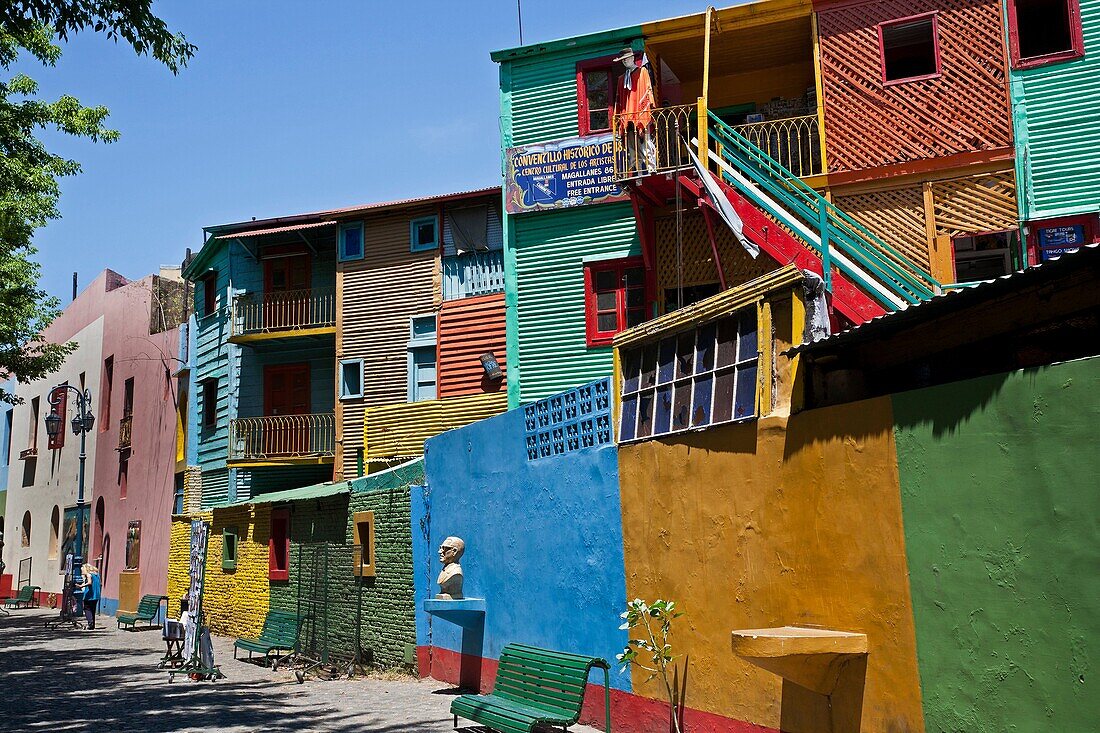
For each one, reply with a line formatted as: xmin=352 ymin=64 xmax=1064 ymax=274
xmin=407 ymin=315 xmax=438 ymax=402
xmin=410 ymin=216 xmax=439 ymax=253
xmin=340 ymin=359 xmax=364 ymax=400
xmin=339 ymin=222 xmax=364 ymax=261
xmin=173 ymin=474 xmax=184 ymax=515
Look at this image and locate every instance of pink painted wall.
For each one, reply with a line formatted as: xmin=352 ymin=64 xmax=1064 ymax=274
xmin=91 ymin=274 xmax=180 ymax=608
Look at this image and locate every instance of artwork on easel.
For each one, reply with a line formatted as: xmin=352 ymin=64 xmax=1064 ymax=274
xmin=170 ymin=519 xmax=224 ymax=681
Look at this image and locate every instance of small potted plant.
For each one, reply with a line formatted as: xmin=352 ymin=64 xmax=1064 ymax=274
xmin=617 ymin=598 xmax=687 ymax=733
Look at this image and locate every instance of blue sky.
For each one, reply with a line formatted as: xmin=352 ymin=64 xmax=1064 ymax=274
xmin=25 ymin=0 xmax=709 ymax=302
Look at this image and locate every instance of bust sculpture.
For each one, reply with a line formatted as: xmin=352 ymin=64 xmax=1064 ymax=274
xmin=436 ymin=536 xmax=465 ymax=600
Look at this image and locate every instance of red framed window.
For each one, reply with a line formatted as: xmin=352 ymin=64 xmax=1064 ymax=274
xmin=269 ymin=508 xmax=290 ymax=581
xmin=878 ymin=13 xmax=942 ymax=85
xmin=576 ymin=56 xmax=617 ymax=135
xmin=584 ymin=258 xmax=649 ymax=347
xmin=1007 ymin=0 xmax=1084 ymax=69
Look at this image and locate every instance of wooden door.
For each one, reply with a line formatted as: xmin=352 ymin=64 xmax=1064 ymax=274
xmin=263 ymin=255 xmax=312 ymax=329
xmin=263 ymin=364 xmax=311 ymax=455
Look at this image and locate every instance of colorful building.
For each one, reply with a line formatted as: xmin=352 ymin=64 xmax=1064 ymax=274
xmin=416 ymin=246 xmax=1100 ymax=732
xmin=1007 ymin=0 xmax=1100 ymax=262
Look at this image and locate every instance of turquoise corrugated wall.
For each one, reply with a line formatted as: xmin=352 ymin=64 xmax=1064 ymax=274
xmin=512 ymin=204 xmax=639 ymax=403
xmin=1011 ymin=0 xmax=1100 ymax=219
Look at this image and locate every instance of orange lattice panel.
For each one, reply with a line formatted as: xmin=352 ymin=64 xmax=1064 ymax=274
xmin=834 ymin=186 xmax=930 ymax=269
xmin=655 ymin=211 xmax=775 ymax=302
xmin=931 ymin=170 xmax=1017 ymax=238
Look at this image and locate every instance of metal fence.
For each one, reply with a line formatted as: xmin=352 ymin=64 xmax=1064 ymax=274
xmin=228 ymin=412 xmax=335 ymax=462
xmin=231 ymin=286 xmax=336 ymax=337
xmin=728 ymin=114 xmax=823 ymax=179
xmin=613 ymin=103 xmax=699 ymax=180
xmin=291 ymin=543 xmax=366 ymax=679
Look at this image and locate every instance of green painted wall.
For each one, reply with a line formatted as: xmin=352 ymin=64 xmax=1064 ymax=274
xmin=893 ymin=356 xmax=1100 ymax=731
xmin=1010 ymin=0 xmax=1100 ymax=220
xmin=511 ymin=203 xmax=639 ymax=403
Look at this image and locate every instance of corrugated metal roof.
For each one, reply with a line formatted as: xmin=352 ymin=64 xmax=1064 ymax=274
xmin=221 ymin=480 xmax=350 ymax=508
xmin=215 ymin=220 xmax=337 ymax=240
xmin=790 ymin=245 xmax=1100 ymax=356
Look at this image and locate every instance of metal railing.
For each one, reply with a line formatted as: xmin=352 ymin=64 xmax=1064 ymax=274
xmin=728 ymin=114 xmax=823 ymax=179
xmin=118 ymin=415 xmax=132 ymax=450
xmin=442 ymin=250 xmax=505 ymax=300
xmin=612 ymin=103 xmax=699 ymax=180
xmin=231 ymin=286 xmax=336 ymax=338
xmin=228 ymin=412 xmax=335 ymax=462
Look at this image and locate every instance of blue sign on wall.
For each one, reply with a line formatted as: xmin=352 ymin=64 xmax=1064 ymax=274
xmin=1038 ymin=224 xmax=1084 ymax=261
xmin=505 ymin=133 xmax=628 ymax=214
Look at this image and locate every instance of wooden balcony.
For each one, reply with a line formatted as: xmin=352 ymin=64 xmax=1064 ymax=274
xmin=118 ymin=415 xmax=132 ymax=451
xmin=230 ymin=287 xmax=336 ymax=344
xmin=228 ymin=412 xmax=335 ymax=466
xmin=442 ymin=250 xmax=505 ymax=300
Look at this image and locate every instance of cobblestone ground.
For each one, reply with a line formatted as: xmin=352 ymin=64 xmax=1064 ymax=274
xmin=0 ymin=608 xmax=601 ymax=733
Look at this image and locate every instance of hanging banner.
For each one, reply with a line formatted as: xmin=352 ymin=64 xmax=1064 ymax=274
xmin=184 ymin=520 xmax=209 ymax=658
xmin=505 ymin=133 xmax=628 ymax=214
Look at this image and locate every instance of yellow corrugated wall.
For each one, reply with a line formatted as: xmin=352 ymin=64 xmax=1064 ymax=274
xmin=364 ymin=392 xmax=508 ymax=461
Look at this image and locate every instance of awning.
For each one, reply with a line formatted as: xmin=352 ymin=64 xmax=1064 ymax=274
xmin=221 ymin=480 xmax=350 ymax=508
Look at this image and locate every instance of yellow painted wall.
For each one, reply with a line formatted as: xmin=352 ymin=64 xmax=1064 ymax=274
xmin=166 ymin=506 xmax=271 ymax=639
xmin=680 ymin=61 xmax=815 ymax=111
xmin=618 ymin=399 xmax=924 ymax=733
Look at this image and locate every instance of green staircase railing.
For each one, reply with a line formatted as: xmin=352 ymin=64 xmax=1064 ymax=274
xmin=707 ymin=112 xmax=940 ymax=309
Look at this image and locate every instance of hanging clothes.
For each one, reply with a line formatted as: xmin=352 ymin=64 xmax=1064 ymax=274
xmin=617 ymin=60 xmax=655 ymax=131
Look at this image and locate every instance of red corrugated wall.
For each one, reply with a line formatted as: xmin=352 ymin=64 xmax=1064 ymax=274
xmin=437 ymin=293 xmax=507 ymax=398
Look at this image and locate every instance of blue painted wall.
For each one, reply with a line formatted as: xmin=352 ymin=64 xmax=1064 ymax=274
xmin=418 ymin=405 xmax=631 ymax=691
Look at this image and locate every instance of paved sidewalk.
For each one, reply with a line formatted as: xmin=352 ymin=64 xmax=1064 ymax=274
xmin=0 ymin=608 xmax=601 ymax=733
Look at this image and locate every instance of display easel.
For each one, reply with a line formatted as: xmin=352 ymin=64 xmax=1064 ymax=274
xmin=45 ymin=566 xmax=84 ymax=630
xmin=168 ymin=520 xmax=224 ymax=681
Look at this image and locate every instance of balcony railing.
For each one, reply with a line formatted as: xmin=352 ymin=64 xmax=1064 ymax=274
xmin=228 ymin=412 xmax=335 ymax=463
xmin=728 ymin=114 xmax=823 ymax=179
xmin=442 ymin=250 xmax=505 ymax=300
xmin=231 ymin=286 xmax=336 ymax=339
xmin=118 ymin=415 xmax=132 ymax=450
xmin=613 ymin=103 xmax=699 ymax=180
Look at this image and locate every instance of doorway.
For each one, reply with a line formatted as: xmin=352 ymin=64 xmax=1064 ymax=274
xmin=263 ymin=363 xmax=311 ymax=455
xmin=263 ymin=254 xmax=312 ymax=329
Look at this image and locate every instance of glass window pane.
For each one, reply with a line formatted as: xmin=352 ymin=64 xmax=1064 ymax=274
xmin=657 ymin=338 xmax=676 ymax=384
xmin=590 ymin=109 xmax=609 ymax=131
xmin=626 ymin=287 xmax=645 ymax=308
xmin=675 ymin=332 xmax=694 ymax=378
xmin=691 ymin=374 xmax=713 ymax=427
xmin=597 ymin=313 xmax=618 ymax=332
xmin=417 ymin=221 xmax=436 ymax=246
xmin=716 ymin=317 xmax=738 ymax=367
xmin=738 ymin=311 xmax=758 ymax=362
xmin=596 ymin=292 xmax=617 ymax=311
xmin=623 ymin=267 xmax=644 ymax=286
xmin=735 ymin=364 xmax=757 ymax=419
xmin=654 ymin=385 xmax=673 ymax=435
xmin=619 ymin=394 xmax=638 ymax=441
xmin=585 ymin=70 xmax=609 ymax=103
xmin=640 ymin=344 xmax=657 ymax=389
xmin=637 ymin=391 xmax=654 ymax=438
xmin=412 ymin=316 xmax=436 ymax=338
xmin=595 ymin=269 xmax=617 ymax=291
xmin=672 ymin=380 xmax=692 ymax=431
xmin=695 ymin=323 xmax=716 ymax=374
xmin=713 ymin=367 xmax=736 ymax=423
xmin=621 ymin=349 xmax=641 ymax=394
xmin=625 ymin=308 xmax=646 ymax=328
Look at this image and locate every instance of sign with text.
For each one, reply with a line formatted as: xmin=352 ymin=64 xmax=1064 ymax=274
xmin=505 ymin=133 xmax=628 ymax=214
xmin=1038 ymin=224 xmax=1084 ymax=261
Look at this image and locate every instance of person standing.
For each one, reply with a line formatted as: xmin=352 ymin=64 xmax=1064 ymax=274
xmin=80 ymin=564 xmax=101 ymax=629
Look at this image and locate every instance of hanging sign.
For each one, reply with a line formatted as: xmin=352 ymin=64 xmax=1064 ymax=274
xmin=505 ymin=133 xmax=628 ymax=214
xmin=184 ymin=520 xmax=209 ymax=658
xmin=1037 ymin=224 xmax=1084 ymax=261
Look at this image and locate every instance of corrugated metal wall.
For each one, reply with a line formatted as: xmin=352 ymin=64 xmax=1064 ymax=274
xmin=200 ymin=468 xmax=230 ymax=509
xmin=337 ymin=204 xmax=439 ymax=475
xmin=513 ymin=203 xmax=640 ymax=403
xmin=363 ymin=392 xmax=508 ymax=462
xmin=1012 ymin=0 xmax=1100 ymax=219
xmin=437 ymin=293 xmax=506 ymax=398
xmin=817 ymin=0 xmax=1011 ymax=173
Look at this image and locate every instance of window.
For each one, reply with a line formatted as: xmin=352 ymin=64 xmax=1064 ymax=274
xmin=200 ymin=378 xmax=218 ymax=429
xmin=173 ymin=474 xmax=185 ymax=515
xmin=407 ymin=316 xmax=437 ymax=402
xmin=340 ymin=359 xmax=364 ymax=400
xmin=101 ymin=356 xmax=113 ymax=428
xmin=123 ymin=376 xmax=134 ymax=421
xmin=3 ymin=409 xmax=12 ymax=466
xmin=222 ymin=525 xmax=238 ymax=571
xmin=953 ymin=230 xmax=1018 ymax=283
xmin=619 ymin=309 xmax=759 ymax=442
xmin=28 ymin=396 xmax=39 ymax=450
xmin=125 ymin=520 xmax=140 ymax=570
xmin=1008 ymin=0 xmax=1083 ymax=68
xmin=269 ymin=509 xmax=290 ymax=581
xmin=201 ymin=272 xmax=218 ymax=317
xmin=410 ymin=216 xmax=439 ymax=252
xmin=49 ymin=506 xmax=60 ymax=559
xmin=47 ymin=388 xmax=65 ymax=450
xmin=339 ymin=222 xmax=364 ymax=261
xmin=879 ymin=14 xmax=941 ymax=84
xmin=21 ymin=511 xmax=31 ymax=547
xmin=584 ymin=258 xmax=649 ymax=347
xmin=576 ymin=56 xmax=617 ymax=134
xmin=352 ymin=511 xmax=375 ymax=577
xmin=118 ymin=456 xmax=128 ymax=499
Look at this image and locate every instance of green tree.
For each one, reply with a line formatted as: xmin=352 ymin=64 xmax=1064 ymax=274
xmin=0 ymin=2 xmax=193 ymax=404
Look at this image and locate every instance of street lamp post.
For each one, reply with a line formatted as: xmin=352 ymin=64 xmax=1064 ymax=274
xmin=44 ymin=385 xmax=94 ymax=618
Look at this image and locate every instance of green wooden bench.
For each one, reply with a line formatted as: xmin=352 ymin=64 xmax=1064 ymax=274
xmin=116 ymin=594 xmax=167 ymax=629
xmin=4 ymin=585 xmax=40 ymax=609
xmin=451 ymin=643 xmax=612 ymax=733
xmin=233 ymin=609 xmax=303 ymax=667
